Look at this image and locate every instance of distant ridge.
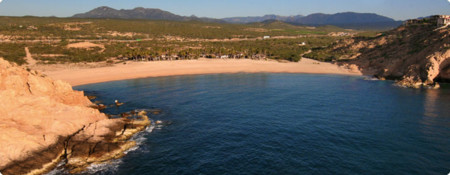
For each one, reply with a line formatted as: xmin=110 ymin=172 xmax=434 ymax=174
xmin=222 ymin=12 xmax=403 ymax=29
xmin=73 ymin=7 xmax=402 ymax=30
xmin=72 ymin=6 xmax=225 ymax=23
xmin=223 ymin=12 xmax=403 ymax=30
xmin=221 ymin=14 xmax=304 ymax=24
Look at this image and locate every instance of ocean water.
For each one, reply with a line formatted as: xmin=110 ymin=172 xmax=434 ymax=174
xmin=74 ymin=73 xmax=450 ymax=175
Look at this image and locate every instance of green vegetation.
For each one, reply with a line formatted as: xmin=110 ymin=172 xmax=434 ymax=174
xmin=303 ymin=47 xmax=336 ymax=62
xmin=29 ymin=44 xmax=105 ymax=63
xmin=304 ymin=46 xmax=356 ymax=62
xmin=19 ymin=37 xmax=336 ymax=63
xmin=354 ymin=31 xmax=380 ymax=38
xmin=0 ymin=16 xmax=344 ymax=40
xmin=0 ymin=16 xmax=357 ymax=64
xmin=0 ymin=43 xmax=26 ymax=65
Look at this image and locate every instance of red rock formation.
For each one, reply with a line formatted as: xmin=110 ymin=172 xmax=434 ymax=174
xmin=0 ymin=58 xmax=150 ymax=174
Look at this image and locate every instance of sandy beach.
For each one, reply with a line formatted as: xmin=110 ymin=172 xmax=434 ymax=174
xmin=40 ymin=58 xmax=362 ymax=86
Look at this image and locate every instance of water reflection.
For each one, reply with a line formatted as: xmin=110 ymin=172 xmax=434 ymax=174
xmin=420 ymin=88 xmax=450 ymax=161
xmin=420 ymin=88 xmax=450 ymax=139
xmin=423 ymin=89 xmax=440 ymax=118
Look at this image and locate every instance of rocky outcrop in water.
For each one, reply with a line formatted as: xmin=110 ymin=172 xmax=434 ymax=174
xmin=326 ymin=24 xmax=449 ymax=88
xmin=0 ymin=58 xmax=150 ymax=174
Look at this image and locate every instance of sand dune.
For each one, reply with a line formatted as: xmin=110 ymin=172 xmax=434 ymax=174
xmin=42 ymin=58 xmax=362 ymax=86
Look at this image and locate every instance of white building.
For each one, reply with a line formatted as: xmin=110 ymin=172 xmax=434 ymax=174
xmin=436 ymin=15 xmax=450 ymax=27
xmin=263 ymin=36 xmax=270 ymax=39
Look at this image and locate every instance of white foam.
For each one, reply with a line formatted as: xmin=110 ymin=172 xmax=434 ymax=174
xmin=124 ymin=124 xmax=155 ymax=154
xmin=84 ymin=159 xmax=122 ymax=174
xmin=86 ymin=124 xmax=157 ymax=172
xmin=80 ymin=124 xmax=155 ymax=174
xmin=145 ymin=124 xmax=156 ymax=133
xmin=363 ymin=77 xmax=380 ymax=81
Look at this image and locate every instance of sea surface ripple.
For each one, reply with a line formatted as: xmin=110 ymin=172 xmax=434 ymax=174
xmin=74 ymin=73 xmax=450 ymax=175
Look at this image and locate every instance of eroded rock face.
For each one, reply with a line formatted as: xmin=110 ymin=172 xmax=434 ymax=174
xmin=0 ymin=58 xmax=150 ymax=174
xmin=334 ymin=25 xmax=450 ymax=88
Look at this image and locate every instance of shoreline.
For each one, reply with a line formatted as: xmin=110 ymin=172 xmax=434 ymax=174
xmin=39 ymin=58 xmax=362 ymax=86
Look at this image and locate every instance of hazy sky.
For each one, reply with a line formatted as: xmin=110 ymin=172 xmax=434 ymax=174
xmin=0 ymin=0 xmax=448 ymax=20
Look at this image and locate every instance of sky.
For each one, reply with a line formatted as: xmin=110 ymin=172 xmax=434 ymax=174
xmin=0 ymin=0 xmax=448 ymax=20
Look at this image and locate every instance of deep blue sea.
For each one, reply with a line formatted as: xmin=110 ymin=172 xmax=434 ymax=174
xmin=71 ymin=73 xmax=450 ymax=175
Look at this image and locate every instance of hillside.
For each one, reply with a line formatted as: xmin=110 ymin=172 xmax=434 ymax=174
xmin=306 ymin=24 xmax=450 ymax=88
xmin=72 ymin=6 xmax=224 ymax=23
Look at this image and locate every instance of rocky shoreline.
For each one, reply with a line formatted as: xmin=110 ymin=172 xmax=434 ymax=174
xmin=329 ymin=25 xmax=450 ymax=88
xmin=0 ymin=58 xmax=151 ymax=175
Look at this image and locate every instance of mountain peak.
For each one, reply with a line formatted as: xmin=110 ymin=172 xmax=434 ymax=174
xmin=94 ymin=6 xmax=116 ymax=11
xmin=133 ymin=7 xmax=146 ymax=10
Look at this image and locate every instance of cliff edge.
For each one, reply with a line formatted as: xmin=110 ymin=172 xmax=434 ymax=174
xmin=0 ymin=58 xmax=150 ymax=174
xmin=314 ymin=24 xmax=449 ymax=88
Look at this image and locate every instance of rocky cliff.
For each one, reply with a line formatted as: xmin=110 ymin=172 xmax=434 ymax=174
xmin=329 ymin=24 xmax=449 ymax=88
xmin=0 ymin=58 xmax=150 ymax=174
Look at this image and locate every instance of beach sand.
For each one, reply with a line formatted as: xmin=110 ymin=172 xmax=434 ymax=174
xmin=41 ymin=58 xmax=362 ymax=86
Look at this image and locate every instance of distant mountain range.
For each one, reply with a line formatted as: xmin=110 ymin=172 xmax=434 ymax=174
xmin=73 ymin=7 xmax=403 ymax=30
xmin=72 ymin=6 xmax=225 ymax=23
xmin=223 ymin=12 xmax=403 ymax=30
